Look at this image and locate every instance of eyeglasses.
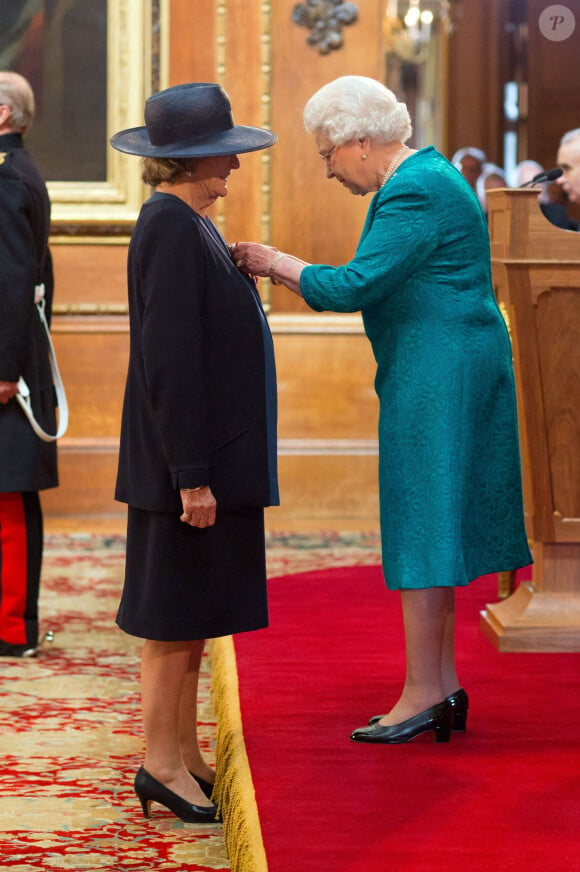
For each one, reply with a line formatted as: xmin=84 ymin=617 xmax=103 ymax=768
xmin=319 ymin=144 xmax=337 ymax=163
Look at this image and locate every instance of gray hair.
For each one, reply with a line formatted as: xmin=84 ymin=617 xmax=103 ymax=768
xmin=303 ymin=76 xmax=412 ymax=146
xmin=560 ymin=128 xmax=580 ymax=146
xmin=0 ymin=71 xmax=35 ymax=133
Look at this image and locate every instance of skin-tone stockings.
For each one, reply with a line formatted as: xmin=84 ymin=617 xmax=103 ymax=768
xmin=140 ymin=638 xmax=214 ymax=806
xmin=378 ymin=587 xmax=460 ymax=727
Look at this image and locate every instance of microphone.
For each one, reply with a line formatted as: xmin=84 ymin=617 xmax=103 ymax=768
xmin=519 ymin=167 xmax=563 ymax=187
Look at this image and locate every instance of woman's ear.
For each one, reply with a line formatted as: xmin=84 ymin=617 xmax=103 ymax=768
xmin=358 ymin=137 xmax=371 ymax=155
xmin=0 ymin=104 xmax=13 ymax=129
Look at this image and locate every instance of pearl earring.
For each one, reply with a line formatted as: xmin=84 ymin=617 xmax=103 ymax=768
xmin=362 ymin=154 xmax=368 ymax=160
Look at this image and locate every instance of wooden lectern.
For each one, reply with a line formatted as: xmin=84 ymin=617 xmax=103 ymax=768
xmin=480 ymin=188 xmax=580 ymax=651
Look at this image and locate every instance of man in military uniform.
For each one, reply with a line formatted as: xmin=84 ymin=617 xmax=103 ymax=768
xmin=0 ymin=71 xmax=58 ymax=656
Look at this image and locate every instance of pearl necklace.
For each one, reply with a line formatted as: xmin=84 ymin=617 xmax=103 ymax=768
xmin=381 ymin=145 xmax=410 ymax=187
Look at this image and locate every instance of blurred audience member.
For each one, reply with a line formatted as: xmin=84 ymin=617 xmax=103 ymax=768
xmin=451 ymin=147 xmax=486 ymax=191
xmin=508 ymin=159 xmax=545 ymax=190
xmin=476 ymin=162 xmax=505 ymax=214
xmin=511 ymin=158 xmax=579 ymax=231
xmin=556 ymin=128 xmax=580 ymax=206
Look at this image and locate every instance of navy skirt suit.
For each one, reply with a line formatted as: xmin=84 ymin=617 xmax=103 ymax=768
xmin=115 ymin=192 xmax=278 ymax=641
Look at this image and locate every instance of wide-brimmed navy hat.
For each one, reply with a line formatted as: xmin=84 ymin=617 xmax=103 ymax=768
xmin=110 ymin=82 xmax=277 ymax=158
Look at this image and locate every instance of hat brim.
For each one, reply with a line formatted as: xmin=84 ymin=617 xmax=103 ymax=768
xmin=110 ymin=123 xmax=277 ymax=157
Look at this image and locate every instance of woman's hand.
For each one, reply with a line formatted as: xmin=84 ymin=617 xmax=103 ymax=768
xmin=230 ymin=242 xmax=279 ymax=277
xmin=231 ymin=242 xmax=308 ymax=297
xmin=180 ymin=486 xmax=217 ymax=528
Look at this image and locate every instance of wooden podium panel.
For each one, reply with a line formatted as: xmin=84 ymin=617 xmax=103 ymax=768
xmin=481 ymin=189 xmax=580 ymax=651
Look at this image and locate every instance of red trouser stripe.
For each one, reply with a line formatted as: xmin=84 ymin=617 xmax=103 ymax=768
xmin=0 ymin=493 xmax=29 ymax=644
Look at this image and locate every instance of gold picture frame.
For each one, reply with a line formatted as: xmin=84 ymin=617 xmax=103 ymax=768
xmin=38 ymin=0 xmax=167 ymax=229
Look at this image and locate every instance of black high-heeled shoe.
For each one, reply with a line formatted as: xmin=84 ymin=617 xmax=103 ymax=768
xmin=134 ymin=767 xmax=219 ymax=823
xmin=351 ymin=700 xmax=453 ymax=744
xmin=190 ymin=772 xmax=215 ymax=800
xmin=368 ymin=688 xmax=469 ymax=732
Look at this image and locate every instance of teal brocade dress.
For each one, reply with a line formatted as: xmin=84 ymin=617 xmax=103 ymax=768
xmin=301 ymin=146 xmax=532 ymax=590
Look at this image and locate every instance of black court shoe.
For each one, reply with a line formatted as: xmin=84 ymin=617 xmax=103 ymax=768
xmin=351 ymin=700 xmax=453 ymax=744
xmin=134 ymin=767 xmax=219 ymax=823
xmin=368 ymin=688 xmax=469 ymax=732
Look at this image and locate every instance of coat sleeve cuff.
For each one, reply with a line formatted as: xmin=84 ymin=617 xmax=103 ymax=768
xmin=173 ymin=467 xmax=211 ymax=490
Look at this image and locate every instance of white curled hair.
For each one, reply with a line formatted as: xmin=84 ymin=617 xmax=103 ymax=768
xmin=303 ymin=76 xmax=412 ymax=146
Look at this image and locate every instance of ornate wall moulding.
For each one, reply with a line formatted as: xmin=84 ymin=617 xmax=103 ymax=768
xmin=292 ymin=0 xmax=359 ymax=54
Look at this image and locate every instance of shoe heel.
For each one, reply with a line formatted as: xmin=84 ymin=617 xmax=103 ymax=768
xmin=434 ymin=700 xmax=453 ymax=743
xmin=434 ymin=724 xmax=452 ymax=743
xmin=447 ymin=688 xmax=469 ymax=732
xmin=137 ymin=792 xmax=150 ymax=818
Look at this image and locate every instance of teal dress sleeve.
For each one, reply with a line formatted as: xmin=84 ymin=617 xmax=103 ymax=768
xmin=301 ymin=181 xmax=440 ymax=313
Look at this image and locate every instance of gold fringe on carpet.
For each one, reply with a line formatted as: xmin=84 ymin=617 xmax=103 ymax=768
xmin=210 ymin=636 xmax=268 ymax=872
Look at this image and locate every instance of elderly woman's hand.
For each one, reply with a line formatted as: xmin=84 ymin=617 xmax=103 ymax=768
xmin=230 ymin=242 xmax=279 ymax=278
xmin=231 ymin=242 xmax=307 ymax=297
xmin=180 ymin=486 xmax=217 ymax=528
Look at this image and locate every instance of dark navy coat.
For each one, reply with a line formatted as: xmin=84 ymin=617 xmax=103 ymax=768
xmin=115 ymin=192 xmax=278 ymax=513
xmin=0 ymin=133 xmax=58 ymax=492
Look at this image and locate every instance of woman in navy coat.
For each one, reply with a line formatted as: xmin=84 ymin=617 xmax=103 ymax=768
xmin=233 ymin=76 xmax=532 ymax=746
xmin=110 ymin=83 xmax=278 ymax=821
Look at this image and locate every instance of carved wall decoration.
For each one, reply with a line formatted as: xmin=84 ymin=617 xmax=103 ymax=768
xmin=292 ymin=0 xmax=359 ymax=54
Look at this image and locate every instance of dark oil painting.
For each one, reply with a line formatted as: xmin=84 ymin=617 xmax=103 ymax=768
xmin=0 ymin=0 xmax=108 ymax=182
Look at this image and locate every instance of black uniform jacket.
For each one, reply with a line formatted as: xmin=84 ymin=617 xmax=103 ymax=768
xmin=0 ymin=133 xmax=58 ymax=492
xmin=115 ymin=193 xmax=278 ymax=513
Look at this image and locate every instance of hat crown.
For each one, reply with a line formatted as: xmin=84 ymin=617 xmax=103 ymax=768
xmin=145 ymin=83 xmax=234 ymax=147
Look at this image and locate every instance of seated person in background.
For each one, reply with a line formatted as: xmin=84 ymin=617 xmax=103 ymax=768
xmin=556 ymin=128 xmax=580 ymax=229
xmin=510 ymin=158 xmax=579 ymax=231
xmin=508 ymin=159 xmax=545 ymax=188
xmin=451 ymin=146 xmax=486 ymax=191
xmin=475 ymin=162 xmax=505 ymax=215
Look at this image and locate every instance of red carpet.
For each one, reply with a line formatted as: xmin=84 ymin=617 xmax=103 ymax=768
xmin=234 ymin=566 xmax=580 ymax=872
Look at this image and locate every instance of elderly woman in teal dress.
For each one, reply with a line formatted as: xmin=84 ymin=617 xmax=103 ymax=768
xmin=233 ymin=75 xmax=532 ymax=745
